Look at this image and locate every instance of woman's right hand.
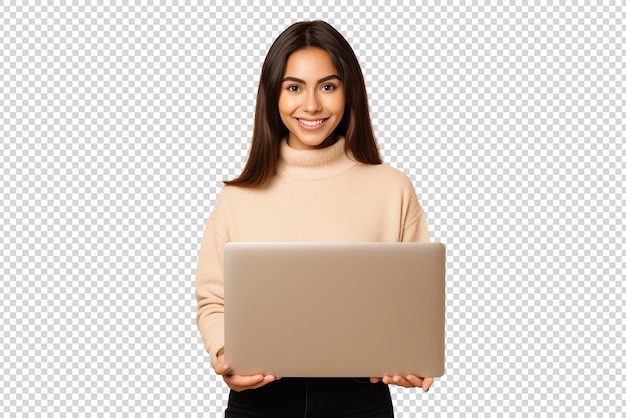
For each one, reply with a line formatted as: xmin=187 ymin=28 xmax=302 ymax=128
xmin=214 ymin=348 xmax=280 ymax=392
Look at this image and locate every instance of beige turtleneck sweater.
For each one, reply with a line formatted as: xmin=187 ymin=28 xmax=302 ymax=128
xmin=196 ymin=138 xmax=430 ymax=368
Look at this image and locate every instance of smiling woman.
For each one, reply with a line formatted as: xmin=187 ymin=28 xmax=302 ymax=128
xmin=196 ymin=20 xmax=434 ymax=418
xmin=223 ymin=20 xmax=382 ymax=188
xmin=278 ymin=48 xmax=345 ymax=150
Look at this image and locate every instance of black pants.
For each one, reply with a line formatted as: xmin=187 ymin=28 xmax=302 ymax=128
xmin=225 ymin=377 xmax=393 ymax=418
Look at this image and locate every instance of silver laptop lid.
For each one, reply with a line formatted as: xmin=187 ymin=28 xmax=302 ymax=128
xmin=224 ymin=242 xmax=445 ymax=378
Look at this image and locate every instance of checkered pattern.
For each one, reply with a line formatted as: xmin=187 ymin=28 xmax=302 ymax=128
xmin=1 ymin=2 xmax=624 ymax=416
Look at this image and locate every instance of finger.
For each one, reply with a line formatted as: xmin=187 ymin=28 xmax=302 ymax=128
xmin=224 ymin=374 xmax=265 ymax=391
xmin=370 ymin=377 xmax=381 ymax=383
xmin=382 ymin=374 xmax=411 ymax=388
xmin=381 ymin=375 xmax=393 ymax=385
xmin=422 ymin=377 xmax=434 ymax=392
xmin=255 ymin=374 xmax=279 ymax=388
xmin=405 ymin=375 xmax=425 ymax=388
xmin=391 ymin=374 xmax=413 ymax=388
xmin=227 ymin=374 xmax=279 ymax=392
xmin=405 ymin=375 xmax=433 ymax=391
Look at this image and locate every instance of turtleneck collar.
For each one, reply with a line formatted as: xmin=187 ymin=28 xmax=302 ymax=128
xmin=275 ymin=137 xmax=358 ymax=180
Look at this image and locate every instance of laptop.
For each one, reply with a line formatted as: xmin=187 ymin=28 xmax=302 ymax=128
xmin=224 ymin=242 xmax=445 ymax=378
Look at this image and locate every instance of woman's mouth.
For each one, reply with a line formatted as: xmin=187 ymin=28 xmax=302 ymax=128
xmin=296 ymin=118 xmax=329 ymax=130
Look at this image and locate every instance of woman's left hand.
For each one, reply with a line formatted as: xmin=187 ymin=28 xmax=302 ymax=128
xmin=370 ymin=375 xmax=434 ymax=391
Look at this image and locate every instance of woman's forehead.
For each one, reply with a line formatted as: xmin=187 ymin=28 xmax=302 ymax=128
xmin=283 ymin=48 xmax=339 ymax=81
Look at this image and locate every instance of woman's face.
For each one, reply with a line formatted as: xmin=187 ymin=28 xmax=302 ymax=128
xmin=278 ymin=47 xmax=346 ymax=150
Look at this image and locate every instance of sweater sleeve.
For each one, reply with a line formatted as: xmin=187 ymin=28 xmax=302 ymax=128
xmin=402 ymin=209 xmax=431 ymax=243
xmin=195 ymin=195 xmax=229 ymax=370
xmin=401 ymin=178 xmax=431 ymax=243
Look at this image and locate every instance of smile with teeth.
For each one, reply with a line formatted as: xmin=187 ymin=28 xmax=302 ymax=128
xmin=297 ymin=118 xmax=328 ymax=126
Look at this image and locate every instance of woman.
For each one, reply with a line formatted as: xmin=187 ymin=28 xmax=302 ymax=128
xmin=196 ymin=20 xmax=434 ymax=417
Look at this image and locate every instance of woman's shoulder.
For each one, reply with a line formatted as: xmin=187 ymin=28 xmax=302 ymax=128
xmin=211 ymin=184 xmax=256 ymax=209
xmin=358 ymin=162 xmax=416 ymax=190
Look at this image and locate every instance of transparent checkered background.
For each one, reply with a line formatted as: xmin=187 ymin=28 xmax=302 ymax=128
xmin=1 ymin=1 xmax=623 ymax=416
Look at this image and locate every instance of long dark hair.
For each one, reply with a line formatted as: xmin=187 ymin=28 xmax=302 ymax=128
xmin=225 ymin=20 xmax=382 ymax=187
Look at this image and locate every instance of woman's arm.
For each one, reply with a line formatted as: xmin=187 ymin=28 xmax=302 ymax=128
xmin=371 ymin=183 xmax=435 ymax=391
xmin=196 ymin=194 xmax=279 ymax=390
xmin=196 ymin=218 xmax=228 ymax=369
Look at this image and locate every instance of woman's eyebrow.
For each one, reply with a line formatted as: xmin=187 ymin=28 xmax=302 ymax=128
xmin=282 ymin=75 xmax=342 ymax=84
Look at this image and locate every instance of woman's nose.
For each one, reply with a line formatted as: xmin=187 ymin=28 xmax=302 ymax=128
xmin=302 ymin=91 xmax=322 ymax=112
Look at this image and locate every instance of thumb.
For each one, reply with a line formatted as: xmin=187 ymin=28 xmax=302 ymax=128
xmin=214 ymin=353 xmax=231 ymax=376
xmin=215 ymin=362 xmax=229 ymax=375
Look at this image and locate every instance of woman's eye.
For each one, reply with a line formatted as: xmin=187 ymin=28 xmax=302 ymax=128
xmin=287 ymin=85 xmax=300 ymax=92
xmin=321 ymin=84 xmax=335 ymax=92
